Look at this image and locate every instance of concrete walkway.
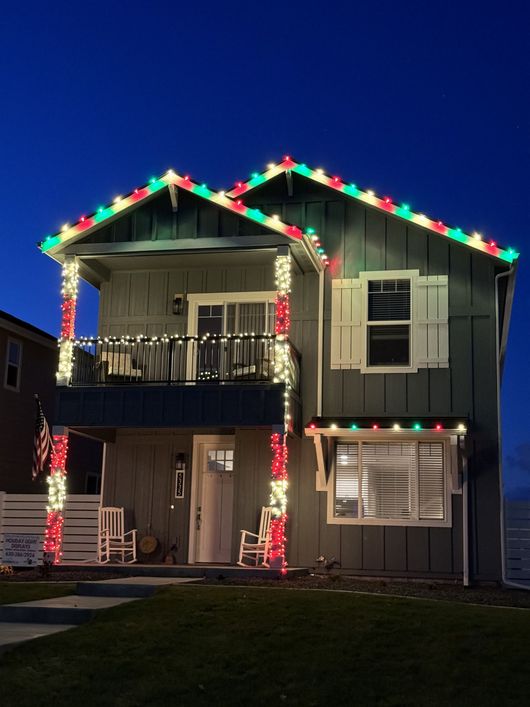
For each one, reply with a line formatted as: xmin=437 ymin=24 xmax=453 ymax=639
xmin=0 ymin=576 xmax=200 ymax=654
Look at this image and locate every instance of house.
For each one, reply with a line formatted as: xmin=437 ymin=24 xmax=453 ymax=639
xmin=0 ymin=310 xmax=56 ymax=493
xmin=40 ymin=157 xmax=518 ymax=582
xmin=0 ymin=310 xmax=102 ymax=495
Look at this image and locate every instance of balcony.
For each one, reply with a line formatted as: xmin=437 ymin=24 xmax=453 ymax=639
xmin=56 ymin=335 xmax=301 ymax=431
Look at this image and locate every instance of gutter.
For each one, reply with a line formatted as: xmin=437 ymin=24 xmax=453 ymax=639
xmin=494 ymin=264 xmax=525 ymax=589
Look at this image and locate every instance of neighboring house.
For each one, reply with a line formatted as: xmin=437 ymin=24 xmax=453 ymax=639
xmin=40 ymin=157 xmax=518 ymax=582
xmin=0 ymin=310 xmax=56 ymax=493
xmin=0 ymin=310 xmax=102 ymax=494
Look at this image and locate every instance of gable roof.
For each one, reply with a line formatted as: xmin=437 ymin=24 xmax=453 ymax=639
xmin=38 ymin=169 xmax=328 ymax=267
xmin=227 ymin=157 xmax=519 ymax=264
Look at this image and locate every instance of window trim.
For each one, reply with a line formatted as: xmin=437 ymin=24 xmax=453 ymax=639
xmin=359 ymin=270 xmax=419 ymax=374
xmin=327 ymin=435 xmax=452 ymax=528
xmin=4 ymin=337 xmax=23 ymax=392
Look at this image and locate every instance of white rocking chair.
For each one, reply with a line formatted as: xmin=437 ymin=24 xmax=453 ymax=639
xmin=237 ymin=506 xmax=272 ymax=567
xmin=98 ymin=506 xmax=137 ymax=564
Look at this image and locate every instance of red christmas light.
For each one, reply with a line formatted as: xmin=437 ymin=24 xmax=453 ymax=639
xmin=60 ymin=298 xmax=77 ymax=339
xmin=43 ymin=434 xmax=69 ymax=564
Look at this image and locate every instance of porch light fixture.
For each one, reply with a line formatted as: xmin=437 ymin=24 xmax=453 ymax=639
xmin=172 ymin=294 xmax=185 ymax=316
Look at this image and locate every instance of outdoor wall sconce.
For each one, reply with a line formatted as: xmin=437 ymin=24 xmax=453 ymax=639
xmin=173 ymin=294 xmax=185 ymax=315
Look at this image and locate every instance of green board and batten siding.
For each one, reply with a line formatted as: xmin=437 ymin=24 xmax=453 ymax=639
xmin=244 ymin=174 xmax=505 ymax=580
xmin=69 ymin=180 xmax=505 ymax=579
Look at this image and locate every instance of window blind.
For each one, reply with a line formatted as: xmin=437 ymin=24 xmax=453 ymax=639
xmin=333 ymin=440 xmax=446 ymax=523
xmin=335 ymin=444 xmax=359 ymax=517
xmin=368 ymin=279 xmax=411 ymax=321
xmin=361 ymin=442 xmax=417 ymax=520
xmin=418 ymin=443 xmax=445 ymax=520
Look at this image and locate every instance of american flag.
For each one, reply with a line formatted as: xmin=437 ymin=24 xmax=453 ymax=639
xmin=32 ymin=395 xmax=52 ymax=480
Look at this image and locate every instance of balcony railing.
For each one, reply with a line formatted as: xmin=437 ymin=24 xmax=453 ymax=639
xmin=70 ymin=334 xmax=300 ymax=393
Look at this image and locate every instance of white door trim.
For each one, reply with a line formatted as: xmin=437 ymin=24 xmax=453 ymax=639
xmin=187 ymin=434 xmax=236 ymax=564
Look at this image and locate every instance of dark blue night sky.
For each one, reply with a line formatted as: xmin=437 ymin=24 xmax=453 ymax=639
xmin=1 ymin=2 xmax=528 ymax=493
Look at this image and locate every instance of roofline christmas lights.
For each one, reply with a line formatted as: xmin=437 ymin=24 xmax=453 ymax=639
xmin=38 ymin=169 xmax=328 ymax=268
xmin=227 ymin=156 xmax=519 ymax=264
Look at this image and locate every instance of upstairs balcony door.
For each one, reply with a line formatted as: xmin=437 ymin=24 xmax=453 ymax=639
xmin=187 ymin=293 xmax=276 ymax=382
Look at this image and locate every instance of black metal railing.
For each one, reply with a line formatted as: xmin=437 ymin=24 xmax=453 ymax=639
xmin=70 ymin=334 xmax=300 ymax=393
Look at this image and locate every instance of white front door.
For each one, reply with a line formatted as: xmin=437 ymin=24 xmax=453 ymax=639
xmin=195 ymin=440 xmax=235 ymax=563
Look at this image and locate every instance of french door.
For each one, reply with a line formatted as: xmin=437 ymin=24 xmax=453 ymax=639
xmin=187 ymin=294 xmax=276 ymax=381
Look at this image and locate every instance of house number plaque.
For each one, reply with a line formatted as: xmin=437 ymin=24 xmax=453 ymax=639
xmin=175 ymin=453 xmax=186 ymax=499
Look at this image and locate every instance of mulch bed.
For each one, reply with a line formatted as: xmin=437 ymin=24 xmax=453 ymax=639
xmin=203 ymin=573 xmax=530 ymax=608
xmin=1 ymin=568 xmax=123 ymax=582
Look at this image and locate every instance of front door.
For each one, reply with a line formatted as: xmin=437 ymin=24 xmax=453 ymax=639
xmin=195 ymin=439 xmax=235 ymax=563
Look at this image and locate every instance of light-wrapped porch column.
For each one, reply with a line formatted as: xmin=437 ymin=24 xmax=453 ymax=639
xmin=269 ymin=246 xmax=292 ymax=572
xmin=44 ymin=256 xmax=78 ymax=563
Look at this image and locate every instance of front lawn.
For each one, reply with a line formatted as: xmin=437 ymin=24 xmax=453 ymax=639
xmin=0 ymin=582 xmax=75 ymax=605
xmin=1 ymin=585 xmax=529 ymax=706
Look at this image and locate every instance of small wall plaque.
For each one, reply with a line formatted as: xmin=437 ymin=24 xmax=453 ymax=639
xmin=175 ymin=453 xmax=186 ymax=499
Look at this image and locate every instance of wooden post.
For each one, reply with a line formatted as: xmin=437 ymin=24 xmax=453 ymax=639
xmin=269 ymin=247 xmax=291 ymax=572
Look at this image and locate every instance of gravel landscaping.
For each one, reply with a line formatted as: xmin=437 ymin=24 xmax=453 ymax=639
xmin=203 ymin=573 xmax=530 ymax=608
xmin=2 ymin=568 xmax=123 ymax=583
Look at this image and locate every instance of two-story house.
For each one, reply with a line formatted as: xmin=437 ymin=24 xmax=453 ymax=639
xmin=40 ymin=157 xmax=518 ymax=582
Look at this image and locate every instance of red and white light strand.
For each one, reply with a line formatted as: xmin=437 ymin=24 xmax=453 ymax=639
xmin=43 ymin=434 xmax=68 ymax=564
xmin=57 ymin=258 xmax=79 ymax=384
xmin=269 ymin=252 xmax=292 ymax=573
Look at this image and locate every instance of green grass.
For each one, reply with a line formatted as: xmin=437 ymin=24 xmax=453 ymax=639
xmin=0 ymin=582 xmax=75 ymax=605
xmin=1 ymin=585 xmax=530 ymax=706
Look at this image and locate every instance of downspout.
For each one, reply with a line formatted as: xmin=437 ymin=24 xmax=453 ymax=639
xmin=494 ymin=264 xmax=523 ymax=588
xmin=317 ymin=268 xmax=324 ymax=416
xmin=461 ymin=437 xmax=470 ymax=586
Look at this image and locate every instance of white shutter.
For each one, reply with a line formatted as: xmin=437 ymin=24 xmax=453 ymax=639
xmin=414 ymin=275 xmax=449 ymax=368
xmin=331 ymin=278 xmax=362 ymax=369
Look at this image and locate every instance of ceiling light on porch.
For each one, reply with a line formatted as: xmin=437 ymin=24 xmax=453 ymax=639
xmin=458 ymin=424 xmax=466 ymax=432
xmin=393 ymin=424 xmax=401 ymax=431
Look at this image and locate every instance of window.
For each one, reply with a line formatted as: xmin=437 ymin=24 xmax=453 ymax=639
xmin=331 ymin=270 xmax=449 ymax=373
xmin=85 ymin=472 xmax=102 ymax=495
xmin=4 ymin=339 xmax=22 ymax=390
xmin=188 ymin=292 xmax=277 ymax=337
xmin=207 ymin=449 xmax=234 ymax=472
xmin=333 ymin=440 xmax=448 ymax=526
xmin=367 ymin=278 xmax=411 ymax=367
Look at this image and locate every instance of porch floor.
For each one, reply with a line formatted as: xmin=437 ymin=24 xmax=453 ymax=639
xmin=57 ymin=563 xmax=309 ymax=579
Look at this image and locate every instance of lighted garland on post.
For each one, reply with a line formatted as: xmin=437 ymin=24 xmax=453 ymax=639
xmin=57 ymin=257 xmax=79 ymax=385
xmin=43 ymin=434 xmax=68 ymax=564
xmin=43 ymin=257 xmax=78 ymax=564
xmin=269 ymin=251 xmax=292 ymax=572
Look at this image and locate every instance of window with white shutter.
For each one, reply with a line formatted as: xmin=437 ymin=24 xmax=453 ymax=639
xmin=330 ymin=270 xmax=449 ymax=372
xmin=332 ymin=439 xmax=449 ymax=526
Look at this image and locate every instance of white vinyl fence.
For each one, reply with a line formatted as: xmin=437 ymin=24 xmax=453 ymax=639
xmin=505 ymin=500 xmax=530 ymax=586
xmin=0 ymin=493 xmax=100 ymax=564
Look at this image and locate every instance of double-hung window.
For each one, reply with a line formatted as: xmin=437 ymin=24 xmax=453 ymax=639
xmin=367 ymin=278 xmax=411 ymax=367
xmin=331 ymin=269 xmax=449 ymax=372
xmin=332 ymin=439 xmax=449 ymax=527
xmin=4 ymin=339 xmax=22 ymax=391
